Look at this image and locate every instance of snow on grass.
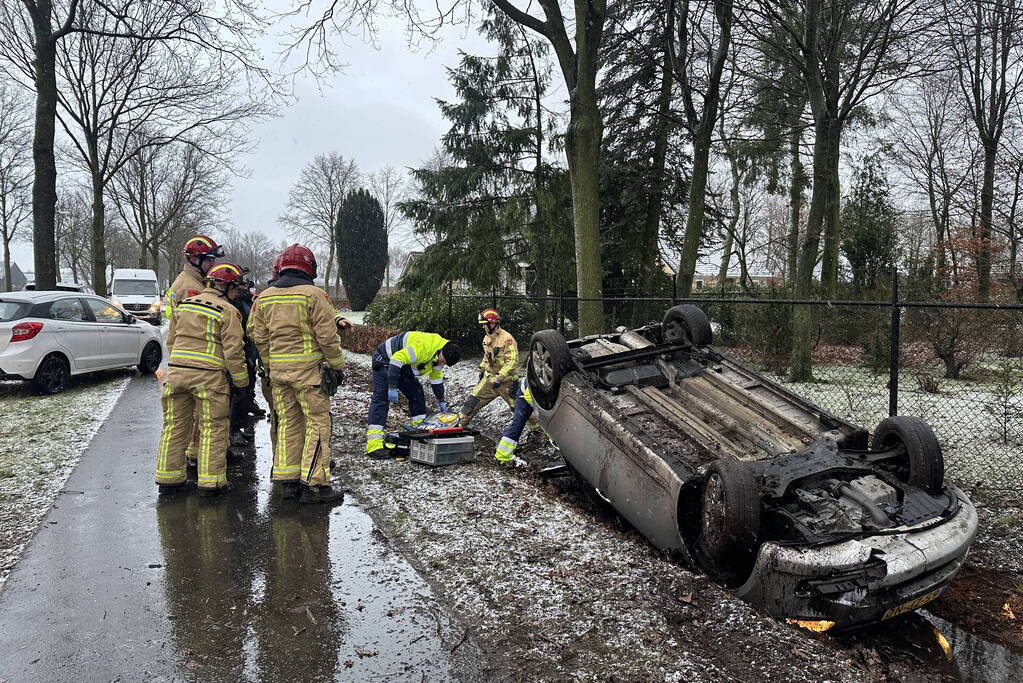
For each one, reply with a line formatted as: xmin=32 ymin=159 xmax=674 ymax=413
xmin=329 ymin=354 xmax=865 ymax=682
xmin=0 ymin=372 xmax=131 ymax=591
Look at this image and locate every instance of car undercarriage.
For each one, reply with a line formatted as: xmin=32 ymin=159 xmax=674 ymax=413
xmin=527 ymin=305 xmax=978 ymax=630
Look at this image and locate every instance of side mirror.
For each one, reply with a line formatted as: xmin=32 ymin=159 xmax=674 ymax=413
xmin=125 ymin=314 xmax=137 ymax=324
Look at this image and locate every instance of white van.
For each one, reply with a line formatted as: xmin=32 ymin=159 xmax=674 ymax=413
xmin=110 ymin=269 xmax=162 ymax=324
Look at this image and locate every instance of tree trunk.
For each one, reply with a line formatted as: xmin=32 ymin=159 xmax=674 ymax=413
xmin=786 ymin=125 xmax=804 ymax=290
xmin=31 ymin=25 xmax=60 ymax=290
xmin=790 ymin=118 xmax=835 ymax=381
xmin=718 ymin=153 xmax=740 ymax=285
xmin=566 ymin=91 xmax=604 ymax=334
xmin=819 ymin=129 xmax=842 ymax=296
xmin=90 ymin=171 xmax=108 ymax=295
xmin=978 ymin=140 xmax=996 ymax=300
xmin=677 ymin=124 xmax=714 ymax=295
xmin=638 ymin=7 xmax=675 ymax=300
xmin=3 ymin=235 xmax=11 ymax=292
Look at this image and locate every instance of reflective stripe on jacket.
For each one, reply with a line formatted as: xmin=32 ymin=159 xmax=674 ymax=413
xmin=165 ymin=266 xmax=205 ymax=320
xmin=249 ymin=283 xmax=344 ymax=385
xmin=384 ymin=331 xmax=447 ymax=387
xmin=166 ymin=287 xmax=248 ymax=386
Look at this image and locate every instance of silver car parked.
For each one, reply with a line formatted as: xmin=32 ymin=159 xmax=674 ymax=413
xmin=528 ymin=305 xmax=977 ymax=631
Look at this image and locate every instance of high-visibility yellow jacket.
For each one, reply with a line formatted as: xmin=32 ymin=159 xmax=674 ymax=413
xmin=479 ymin=327 xmax=518 ymax=380
xmin=165 ymin=265 xmax=205 ymax=321
xmin=166 ymin=287 xmax=248 ymax=387
xmin=383 ymin=331 xmax=448 ymax=388
xmin=248 ymin=280 xmax=344 ymax=385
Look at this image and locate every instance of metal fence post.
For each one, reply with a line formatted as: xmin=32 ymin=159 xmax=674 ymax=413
xmin=888 ymin=270 xmax=901 ymax=417
xmin=559 ymin=284 xmax=566 ymax=335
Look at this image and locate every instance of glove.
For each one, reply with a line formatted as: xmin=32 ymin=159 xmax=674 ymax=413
xmin=491 ymin=378 xmax=503 ymax=389
xmin=478 ymin=371 xmax=484 ymax=381
xmin=387 ymin=388 xmax=399 ymax=403
xmin=438 ymin=401 xmax=449 ymax=413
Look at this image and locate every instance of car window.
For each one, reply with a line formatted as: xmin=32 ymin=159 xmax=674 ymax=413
xmin=84 ymin=298 xmax=125 ymax=323
xmin=50 ymin=298 xmax=89 ymax=321
xmin=0 ymin=300 xmax=30 ymax=322
xmin=111 ymin=280 xmax=159 ymax=296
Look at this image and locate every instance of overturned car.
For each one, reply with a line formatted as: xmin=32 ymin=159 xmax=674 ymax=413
xmin=527 ymin=305 xmax=977 ymax=630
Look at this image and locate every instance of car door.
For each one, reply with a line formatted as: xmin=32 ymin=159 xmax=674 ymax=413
xmin=83 ymin=297 xmax=143 ymax=368
xmin=48 ymin=296 xmax=102 ymax=371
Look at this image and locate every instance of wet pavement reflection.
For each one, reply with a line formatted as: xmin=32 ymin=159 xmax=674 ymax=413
xmin=155 ymin=398 xmax=486 ymax=681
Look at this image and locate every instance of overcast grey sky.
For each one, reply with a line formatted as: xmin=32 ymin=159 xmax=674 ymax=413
xmin=11 ymin=15 xmax=494 ymax=274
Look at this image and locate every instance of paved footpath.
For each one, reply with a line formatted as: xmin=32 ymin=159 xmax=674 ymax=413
xmin=0 ymin=374 xmax=488 ymax=682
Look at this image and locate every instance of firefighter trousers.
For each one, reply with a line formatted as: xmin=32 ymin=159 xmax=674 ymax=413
xmin=494 ymin=395 xmax=535 ymax=462
xmin=458 ymin=375 xmax=516 ymax=426
xmin=366 ymin=360 xmax=427 ymax=453
xmin=155 ymin=371 xmax=230 ymax=489
xmin=271 ymin=380 xmax=332 ymax=486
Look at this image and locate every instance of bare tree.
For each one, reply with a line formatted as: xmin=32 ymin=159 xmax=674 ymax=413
xmin=671 ymin=0 xmax=735 ymax=296
xmin=219 ymin=225 xmax=276 ymax=287
xmin=54 ymin=188 xmax=91 ymax=283
xmin=943 ymin=0 xmax=1023 ymax=300
xmin=53 ymin=0 xmax=265 ymax=295
xmin=0 ymin=0 xmax=272 ymax=290
xmin=279 ymin=152 xmax=360 ymax=294
xmin=368 ymin=165 xmax=407 ymax=289
xmin=110 ymin=136 xmax=229 ymax=281
xmin=0 ymin=83 xmax=31 ymax=291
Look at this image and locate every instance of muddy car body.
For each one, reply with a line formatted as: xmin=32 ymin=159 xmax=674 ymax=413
xmin=527 ymin=305 xmax=977 ymax=630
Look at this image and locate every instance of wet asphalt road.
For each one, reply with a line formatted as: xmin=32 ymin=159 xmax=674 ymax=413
xmin=0 ymin=374 xmax=487 ymax=682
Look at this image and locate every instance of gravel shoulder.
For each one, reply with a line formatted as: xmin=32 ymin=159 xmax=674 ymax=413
xmin=330 ymin=354 xmax=882 ymax=682
xmin=0 ymin=371 xmax=132 ymax=591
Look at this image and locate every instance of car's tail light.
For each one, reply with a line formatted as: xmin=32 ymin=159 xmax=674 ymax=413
xmin=11 ymin=321 xmax=43 ymax=342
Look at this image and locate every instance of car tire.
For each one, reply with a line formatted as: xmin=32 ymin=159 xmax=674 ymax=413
xmin=528 ymin=329 xmax=570 ymax=410
xmin=694 ymin=459 xmax=760 ymax=587
xmin=31 ymin=354 xmax=70 ymax=395
xmin=662 ymin=304 xmax=713 ymax=348
xmin=138 ymin=341 xmax=162 ymax=375
xmin=870 ymin=416 xmax=944 ymax=494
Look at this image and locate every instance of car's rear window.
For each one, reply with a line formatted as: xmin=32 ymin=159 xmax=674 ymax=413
xmin=111 ymin=280 xmax=158 ymax=296
xmin=0 ymin=300 xmax=30 ymax=322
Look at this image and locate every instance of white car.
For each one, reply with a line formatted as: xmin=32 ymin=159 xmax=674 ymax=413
xmin=0 ymin=291 xmax=164 ymax=394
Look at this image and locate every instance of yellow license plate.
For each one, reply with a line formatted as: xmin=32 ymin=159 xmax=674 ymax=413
xmin=882 ymin=585 xmax=946 ymax=620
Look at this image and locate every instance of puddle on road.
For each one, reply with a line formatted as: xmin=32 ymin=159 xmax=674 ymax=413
xmin=154 ymin=402 xmax=485 ymax=682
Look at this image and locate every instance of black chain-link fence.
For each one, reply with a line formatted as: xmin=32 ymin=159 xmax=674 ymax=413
xmin=451 ymin=292 xmax=1023 ymax=489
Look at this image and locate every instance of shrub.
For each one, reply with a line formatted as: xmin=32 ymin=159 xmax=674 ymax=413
xmin=340 ymin=323 xmax=400 ymax=354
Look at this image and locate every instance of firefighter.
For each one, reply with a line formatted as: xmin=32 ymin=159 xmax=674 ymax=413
xmin=366 ymin=332 xmax=461 ymax=458
xmin=248 ymin=244 xmax=346 ymax=505
xmin=458 ymin=308 xmax=519 ymax=427
xmin=154 ymin=262 xmax=249 ymax=496
xmin=493 ymin=378 xmax=539 ymax=466
xmin=257 ymin=254 xmax=284 ymax=455
xmin=228 ymin=272 xmax=259 ymax=449
xmin=165 ymin=235 xmax=225 ymax=321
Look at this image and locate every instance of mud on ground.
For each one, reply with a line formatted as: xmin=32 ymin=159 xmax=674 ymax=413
xmin=329 ymin=355 xmax=988 ymax=682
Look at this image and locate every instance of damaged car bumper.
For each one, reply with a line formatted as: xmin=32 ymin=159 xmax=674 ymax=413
xmin=735 ymin=486 xmax=978 ymax=629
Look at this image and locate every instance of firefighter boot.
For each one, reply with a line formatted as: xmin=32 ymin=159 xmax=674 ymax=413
xmin=199 ymin=481 xmax=233 ymax=498
xmin=280 ymin=481 xmax=300 ymax=499
xmin=299 ymin=484 xmax=345 ymax=505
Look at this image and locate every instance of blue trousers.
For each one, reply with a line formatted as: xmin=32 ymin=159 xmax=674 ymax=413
xmin=366 ymin=352 xmax=427 ymax=452
xmin=495 ymin=392 xmax=534 ymax=461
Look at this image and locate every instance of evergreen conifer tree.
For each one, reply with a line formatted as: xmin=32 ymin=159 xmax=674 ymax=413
xmin=336 ymin=188 xmax=387 ymax=310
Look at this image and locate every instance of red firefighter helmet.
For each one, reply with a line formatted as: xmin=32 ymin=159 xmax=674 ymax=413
xmin=271 ymin=253 xmax=284 ymax=280
xmin=206 ymin=262 xmax=245 ymax=286
xmin=182 ymin=235 xmax=224 ymax=258
xmin=278 ymin=243 xmax=317 ymax=278
xmin=478 ymin=308 xmax=501 ymax=325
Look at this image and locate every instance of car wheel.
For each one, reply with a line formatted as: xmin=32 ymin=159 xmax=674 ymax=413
xmin=870 ymin=416 xmax=944 ymax=494
xmin=694 ymin=459 xmax=760 ymax=587
xmin=31 ymin=354 xmax=70 ymax=395
xmin=662 ymin=304 xmax=713 ymax=348
xmin=528 ymin=330 xmax=570 ymax=410
xmin=138 ymin=341 xmax=162 ymax=375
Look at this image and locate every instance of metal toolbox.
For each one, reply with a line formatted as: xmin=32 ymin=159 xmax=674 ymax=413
xmin=408 ymin=435 xmax=476 ymax=466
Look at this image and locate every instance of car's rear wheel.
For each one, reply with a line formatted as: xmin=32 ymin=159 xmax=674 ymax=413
xmin=870 ymin=416 xmax=944 ymax=494
xmin=694 ymin=459 xmax=760 ymax=587
xmin=662 ymin=305 xmax=713 ymax=348
xmin=31 ymin=354 xmax=70 ymax=395
xmin=138 ymin=341 xmax=162 ymax=375
xmin=528 ymin=330 xmax=570 ymax=410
